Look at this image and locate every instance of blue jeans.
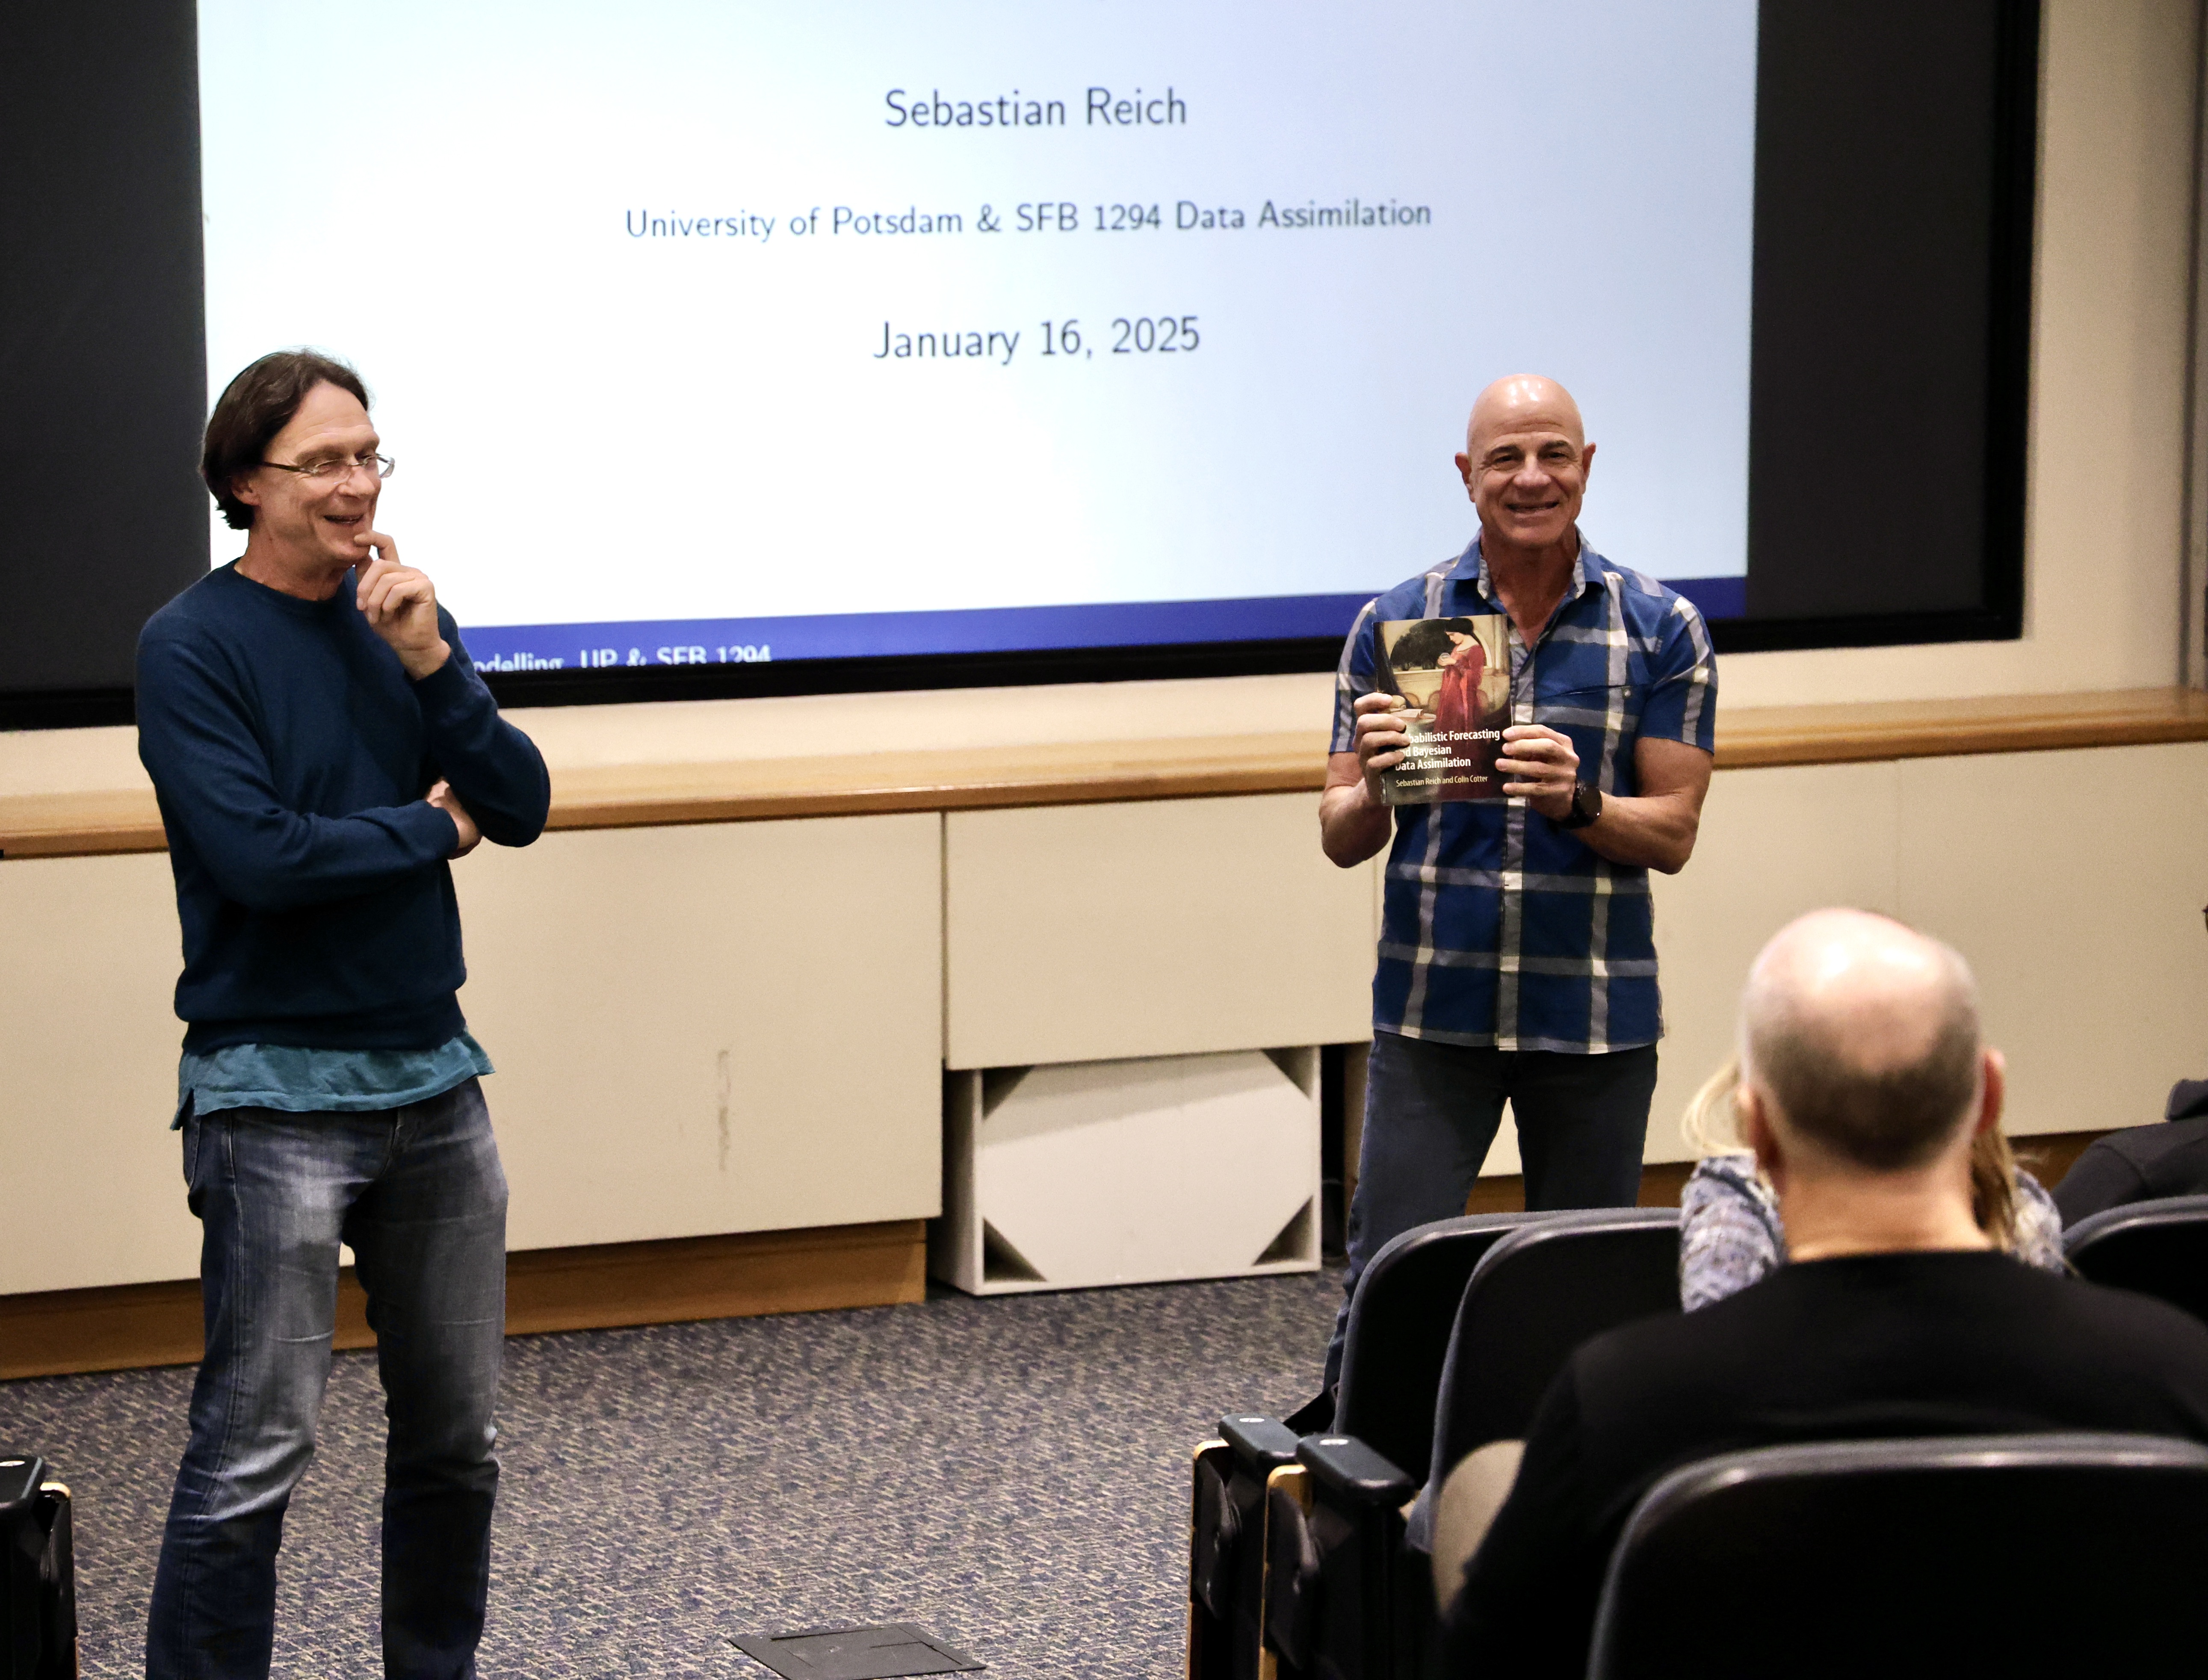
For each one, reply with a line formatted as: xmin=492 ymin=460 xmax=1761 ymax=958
xmin=1322 ymin=1032 xmax=1658 ymax=1392
xmin=148 ymin=1079 xmax=508 ymax=1680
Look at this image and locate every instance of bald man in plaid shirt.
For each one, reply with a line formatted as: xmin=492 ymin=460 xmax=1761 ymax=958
xmin=1312 ymin=375 xmax=1717 ymax=1402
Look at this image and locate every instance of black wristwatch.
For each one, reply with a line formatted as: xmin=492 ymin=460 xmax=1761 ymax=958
xmin=1558 ymin=782 xmax=1603 ymax=830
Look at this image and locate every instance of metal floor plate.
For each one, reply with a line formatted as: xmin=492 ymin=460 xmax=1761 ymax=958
xmin=729 ymin=1623 xmax=985 ymax=1679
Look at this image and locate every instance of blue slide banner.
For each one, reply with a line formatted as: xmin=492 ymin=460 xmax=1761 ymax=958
xmin=461 ymin=578 xmax=1745 ymax=674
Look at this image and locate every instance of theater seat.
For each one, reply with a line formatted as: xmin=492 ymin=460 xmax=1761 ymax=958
xmin=1189 ymin=1415 xmax=1298 ymax=1680
xmin=1586 ymin=1433 xmax=2208 ymax=1680
xmin=1266 ymin=1207 xmax=1681 ymax=1680
xmin=0 ymin=1451 xmax=74 ymax=1680
xmin=1188 ymin=1213 xmax=1539 ymax=1679
xmin=1425 ymin=1208 xmax=1682 ymax=1499
xmin=1333 ymin=1212 xmax=1547 ymax=1479
xmin=2063 ymin=1193 xmax=2208 ymax=1328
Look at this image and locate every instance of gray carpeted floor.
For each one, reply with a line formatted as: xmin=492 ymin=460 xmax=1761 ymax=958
xmin=1 ymin=1267 xmax=1344 ymax=1678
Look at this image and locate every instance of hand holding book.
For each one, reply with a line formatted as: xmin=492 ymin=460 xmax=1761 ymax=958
xmin=1348 ymin=691 xmax=1415 ymax=803
xmin=1496 ymin=725 xmax=1580 ymax=819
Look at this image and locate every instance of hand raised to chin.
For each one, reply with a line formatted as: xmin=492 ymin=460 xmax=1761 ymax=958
xmin=352 ymin=530 xmax=451 ymax=679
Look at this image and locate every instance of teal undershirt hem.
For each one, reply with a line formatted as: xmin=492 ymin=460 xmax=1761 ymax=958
xmin=175 ymin=1031 xmax=495 ymax=1123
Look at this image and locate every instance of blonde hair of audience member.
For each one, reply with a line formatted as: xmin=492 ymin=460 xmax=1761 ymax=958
xmin=1682 ymin=1054 xmax=2025 ymax=1250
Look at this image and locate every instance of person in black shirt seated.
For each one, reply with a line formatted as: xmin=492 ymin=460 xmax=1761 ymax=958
xmin=2054 ymin=1077 xmax=2208 ymax=1223
xmin=1443 ymin=908 xmax=2208 ymax=1678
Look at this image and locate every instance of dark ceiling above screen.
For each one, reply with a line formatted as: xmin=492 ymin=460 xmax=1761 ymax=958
xmin=0 ymin=0 xmax=2034 ymax=727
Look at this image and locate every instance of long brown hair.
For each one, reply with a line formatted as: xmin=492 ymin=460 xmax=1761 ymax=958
xmin=1684 ymin=1056 xmax=2019 ymax=1249
xmin=202 ymin=349 xmax=372 ymax=531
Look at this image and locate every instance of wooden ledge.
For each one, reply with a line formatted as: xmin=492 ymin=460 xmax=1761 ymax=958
xmin=1713 ymin=686 xmax=2208 ymax=770
xmin=5 ymin=686 xmax=2206 ymax=859
xmin=541 ymin=733 xmax=1329 ymax=830
xmin=0 ymin=787 xmax=168 ymax=860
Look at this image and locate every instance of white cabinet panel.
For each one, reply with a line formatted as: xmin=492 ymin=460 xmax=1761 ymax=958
xmin=945 ymin=794 xmax=1375 ymax=1069
xmin=933 ymin=1050 xmax=1321 ymax=1294
xmin=457 ymin=813 xmax=943 ymax=1249
xmin=0 ymin=814 xmax=946 ymax=1296
xmin=0 ymin=853 xmax=199 ymax=1293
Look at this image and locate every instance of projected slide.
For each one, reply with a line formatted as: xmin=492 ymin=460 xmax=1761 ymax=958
xmin=199 ymin=1 xmax=1757 ymax=673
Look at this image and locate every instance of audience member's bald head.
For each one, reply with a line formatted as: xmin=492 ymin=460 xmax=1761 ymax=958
xmin=1740 ymin=909 xmax=1983 ymax=1171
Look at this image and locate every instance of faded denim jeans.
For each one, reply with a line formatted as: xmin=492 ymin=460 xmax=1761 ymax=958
xmin=147 ymin=1079 xmax=507 ymax=1680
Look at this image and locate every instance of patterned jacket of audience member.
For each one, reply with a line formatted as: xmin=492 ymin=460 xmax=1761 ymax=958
xmin=1678 ymin=1153 xmax=2066 ymax=1312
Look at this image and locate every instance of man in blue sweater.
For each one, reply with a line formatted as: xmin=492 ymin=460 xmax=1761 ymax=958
xmin=136 ymin=350 xmax=550 ymax=1680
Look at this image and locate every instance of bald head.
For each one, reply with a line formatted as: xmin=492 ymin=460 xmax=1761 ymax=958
xmin=1466 ymin=374 xmax=1585 ymax=457
xmin=1457 ymin=376 xmax=1594 ymax=559
xmin=1741 ymin=909 xmax=1984 ymax=1171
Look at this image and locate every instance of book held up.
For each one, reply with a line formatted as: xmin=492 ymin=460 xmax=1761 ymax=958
xmin=1375 ymin=616 xmax=1512 ymax=804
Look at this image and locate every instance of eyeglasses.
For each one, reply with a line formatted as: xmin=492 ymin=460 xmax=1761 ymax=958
xmin=260 ymin=452 xmax=396 ymax=482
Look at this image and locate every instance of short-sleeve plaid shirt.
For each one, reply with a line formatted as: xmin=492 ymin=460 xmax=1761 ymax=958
xmin=1331 ymin=534 xmax=1717 ymax=1054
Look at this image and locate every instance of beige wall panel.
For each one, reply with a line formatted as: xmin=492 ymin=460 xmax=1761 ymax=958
xmin=0 ymin=853 xmax=199 ymax=1293
xmin=945 ymin=794 xmax=1374 ymax=1069
xmin=1896 ymin=742 xmax=2208 ymax=1139
xmin=455 ymin=814 xmax=943 ymax=1249
xmin=1636 ymin=761 xmax=1904 ymax=1164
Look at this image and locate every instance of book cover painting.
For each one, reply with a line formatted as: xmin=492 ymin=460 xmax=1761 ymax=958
xmin=1376 ymin=617 xmax=1513 ymax=804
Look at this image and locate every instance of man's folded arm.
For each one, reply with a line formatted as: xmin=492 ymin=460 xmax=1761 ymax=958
xmin=412 ymin=621 xmax=551 ymax=847
xmin=137 ymin=633 xmax=461 ymax=912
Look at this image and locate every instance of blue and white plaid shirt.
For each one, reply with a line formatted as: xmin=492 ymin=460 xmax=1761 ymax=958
xmin=1331 ymin=534 xmax=1717 ymax=1054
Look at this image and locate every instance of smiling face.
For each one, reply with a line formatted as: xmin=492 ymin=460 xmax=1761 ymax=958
xmin=1455 ymin=375 xmax=1594 ymax=556
xmin=232 ymin=380 xmax=382 ymax=578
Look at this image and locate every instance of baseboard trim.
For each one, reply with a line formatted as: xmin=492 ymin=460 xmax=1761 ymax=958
xmin=1463 ymin=1129 xmax=2112 ymax=1216
xmin=0 ymin=1219 xmax=928 ymax=1382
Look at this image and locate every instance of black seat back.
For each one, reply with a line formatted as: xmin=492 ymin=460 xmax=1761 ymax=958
xmin=1426 ymin=1208 xmax=1680 ymax=1490
xmin=1587 ymin=1433 xmax=2208 ymax=1680
xmin=1334 ymin=1211 xmax=1545 ymax=1480
xmin=2064 ymin=1193 xmax=2208 ymax=1328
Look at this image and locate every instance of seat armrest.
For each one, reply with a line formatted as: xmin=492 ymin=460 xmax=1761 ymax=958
xmin=1272 ymin=1439 xmax=1414 ymax=1680
xmin=1221 ymin=1414 xmax=1301 ymax=1469
xmin=1298 ymin=1434 xmax=1417 ymax=1506
xmin=0 ymin=1453 xmax=49 ymax=1514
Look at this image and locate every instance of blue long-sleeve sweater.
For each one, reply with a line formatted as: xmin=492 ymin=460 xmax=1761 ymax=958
xmin=136 ymin=563 xmax=551 ymax=1052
